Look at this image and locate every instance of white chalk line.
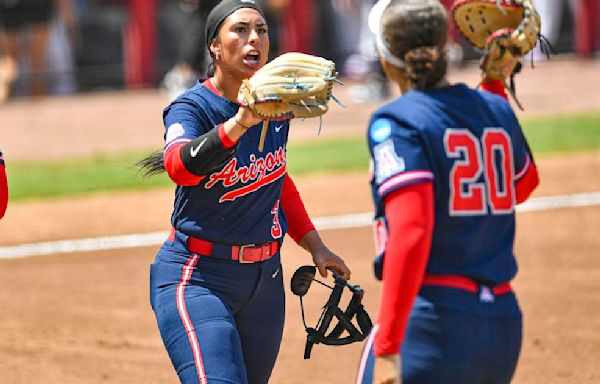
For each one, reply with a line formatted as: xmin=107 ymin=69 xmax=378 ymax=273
xmin=1 ymin=191 xmax=599 ymax=260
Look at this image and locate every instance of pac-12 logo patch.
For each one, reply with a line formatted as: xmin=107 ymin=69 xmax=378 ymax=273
xmin=374 ymin=140 xmax=405 ymax=183
xmin=370 ymin=118 xmax=393 ymax=143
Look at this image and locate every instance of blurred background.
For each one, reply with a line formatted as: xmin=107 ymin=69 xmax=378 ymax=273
xmin=0 ymin=0 xmax=598 ymax=104
xmin=1 ymin=2 xmax=600 ymax=384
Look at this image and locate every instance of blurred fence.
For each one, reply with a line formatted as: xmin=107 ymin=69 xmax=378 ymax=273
xmin=1 ymin=0 xmax=598 ymax=98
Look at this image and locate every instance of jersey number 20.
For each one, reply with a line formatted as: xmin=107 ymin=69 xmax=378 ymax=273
xmin=444 ymin=128 xmax=515 ymax=216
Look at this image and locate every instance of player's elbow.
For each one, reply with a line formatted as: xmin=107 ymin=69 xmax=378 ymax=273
xmin=515 ymin=163 xmax=540 ymax=204
xmin=164 ymin=144 xmax=204 ymax=186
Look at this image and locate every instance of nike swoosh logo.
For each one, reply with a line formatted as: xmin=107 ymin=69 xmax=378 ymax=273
xmin=272 ymin=267 xmax=280 ymax=279
xmin=274 ymin=125 xmax=283 ymax=133
xmin=190 ymin=138 xmax=208 ymax=157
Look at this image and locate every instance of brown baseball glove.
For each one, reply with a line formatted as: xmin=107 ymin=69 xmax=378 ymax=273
xmin=238 ymin=52 xmax=339 ymax=121
xmin=238 ymin=52 xmax=342 ymax=151
xmin=451 ymin=0 xmax=552 ymax=109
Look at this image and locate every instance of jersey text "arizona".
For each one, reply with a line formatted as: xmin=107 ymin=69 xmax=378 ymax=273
xmin=205 ymin=147 xmax=287 ymax=203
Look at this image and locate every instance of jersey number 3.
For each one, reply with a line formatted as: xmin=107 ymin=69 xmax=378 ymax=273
xmin=444 ymin=128 xmax=515 ymax=216
xmin=271 ymin=200 xmax=282 ymax=239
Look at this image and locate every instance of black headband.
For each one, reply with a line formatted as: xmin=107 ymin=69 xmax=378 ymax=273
xmin=205 ymin=0 xmax=265 ymax=48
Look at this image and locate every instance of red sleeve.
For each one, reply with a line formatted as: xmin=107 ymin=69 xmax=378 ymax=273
xmin=0 ymin=164 xmax=8 ymax=219
xmin=481 ymin=80 xmax=508 ymax=101
xmin=164 ymin=142 xmax=205 ymax=186
xmin=374 ymin=182 xmax=434 ymax=356
xmin=515 ymin=158 xmax=540 ymax=204
xmin=280 ymin=174 xmax=315 ymax=244
xmin=218 ymin=123 xmax=239 ymax=149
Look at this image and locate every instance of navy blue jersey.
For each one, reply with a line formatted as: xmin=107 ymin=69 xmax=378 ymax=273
xmin=163 ymin=82 xmax=291 ymax=245
xmin=368 ymin=84 xmax=535 ymax=284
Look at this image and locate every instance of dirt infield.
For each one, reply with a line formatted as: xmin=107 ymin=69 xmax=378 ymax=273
xmin=0 ymin=152 xmax=599 ymax=383
xmin=1 ymin=57 xmax=600 ymax=383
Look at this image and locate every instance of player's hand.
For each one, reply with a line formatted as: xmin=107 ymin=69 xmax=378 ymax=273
xmin=235 ymin=106 xmax=263 ymax=129
xmin=299 ymin=230 xmax=351 ymax=280
xmin=311 ymin=246 xmax=351 ymax=280
xmin=374 ymin=354 xmax=401 ymax=384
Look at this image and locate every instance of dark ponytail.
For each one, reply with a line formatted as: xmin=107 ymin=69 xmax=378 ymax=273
xmin=403 ymin=46 xmax=447 ymax=90
xmin=382 ymin=0 xmax=448 ymax=90
xmin=136 ymin=150 xmax=165 ymax=177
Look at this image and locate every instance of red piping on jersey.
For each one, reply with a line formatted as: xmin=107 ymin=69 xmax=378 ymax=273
xmin=422 ymin=274 xmax=512 ymax=295
xmin=0 ymin=163 xmax=7 ymax=219
xmin=515 ymin=155 xmax=539 ymax=204
xmin=481 ymin=80 xmax=509 ymax=101
xmin=176 ymin=254 xmax=208 ymax=384
xmin=164 ymin=142 xmax=205 ymax=186
xmin=203 ymin=78 xmax=218 ymax=94
xmin=280 ymin=174 xmax=315 ymax=244
xmin=374 ymin=182 xmax=434 ymax=357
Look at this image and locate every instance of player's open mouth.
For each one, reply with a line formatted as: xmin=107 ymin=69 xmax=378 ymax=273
xmin=243 ymin=51 xmax=261 ymax=67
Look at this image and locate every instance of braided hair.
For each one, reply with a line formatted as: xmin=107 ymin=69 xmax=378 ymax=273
xmin=381 ymin=0 xmax=448 ymax=90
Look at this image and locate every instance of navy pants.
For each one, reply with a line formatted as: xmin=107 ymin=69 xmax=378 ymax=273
xmin=150 ymin=235 xmax=285 ymax=384
xmin=357 ymin=286 xmax=522 ymax=384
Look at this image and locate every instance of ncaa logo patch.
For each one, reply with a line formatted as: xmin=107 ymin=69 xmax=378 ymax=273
xmin=374 ymin=140 xmax=405 ymax=183
xmin=165 ymin=123 xmax=185 ymax=144
xmin=370 ymin=118 xmax=393 ymax=143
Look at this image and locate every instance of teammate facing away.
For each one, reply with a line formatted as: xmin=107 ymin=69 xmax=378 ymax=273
xmin=356 ymin=1 xmax=540 ymax=383
xmin=137 ymin=1 xmax=351 ymax=383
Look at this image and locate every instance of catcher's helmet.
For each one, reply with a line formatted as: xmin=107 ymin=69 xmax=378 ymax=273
xmin=290 ymin=265 xmax=373 ymax=359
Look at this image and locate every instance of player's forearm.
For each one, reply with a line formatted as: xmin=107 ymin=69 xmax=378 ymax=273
xmin=298 ymin=230 xmax=325 ymax=255
xmin=222 ymin=107 xmax=262 ymax=142
xmin=175 ymin=108 xmax=261 ymax=177
xmin=374 ymin=183 xmax=434 ymax=357
xmin=178 ymin=124 xmax=237 ymax=175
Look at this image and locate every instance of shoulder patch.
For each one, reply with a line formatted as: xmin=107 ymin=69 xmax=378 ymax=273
xmin=374 ymin=140 xmax=405 ymax=183
xmin=370 ymin=118 xmax=393 ymax=143
xmin=166 ymin=123 xmax=185 ymax=144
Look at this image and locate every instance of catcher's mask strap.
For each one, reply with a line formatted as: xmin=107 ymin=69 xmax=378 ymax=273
xmin=290 ymin=266 xmax=374 ymax=359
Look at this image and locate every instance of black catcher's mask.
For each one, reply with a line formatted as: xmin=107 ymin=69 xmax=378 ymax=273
xmin=290 ymin=265 xmax=373 ymax=359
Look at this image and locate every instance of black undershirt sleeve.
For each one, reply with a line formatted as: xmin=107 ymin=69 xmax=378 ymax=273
xmin=180 ymin=126 xmax=236 ymax=176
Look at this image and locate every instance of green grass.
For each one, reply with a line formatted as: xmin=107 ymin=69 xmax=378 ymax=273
xmin=286 ymin=137 xmax=369 ymax=175
xmin=520 ymin=111 xmax=600 ymax=153
xmin=5 ymin=111 xmax=599 ymax=201
xmin=6 ymin=151 xmax=172 ymax=201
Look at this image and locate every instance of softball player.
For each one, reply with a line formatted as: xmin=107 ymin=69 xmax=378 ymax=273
xmin=138 ymin=1 xmax=350 ymax=383
xmin=0 ymin=148 xmax=7 ymax=219
xmin=356 ymin=1 xmax=540 ymax=383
